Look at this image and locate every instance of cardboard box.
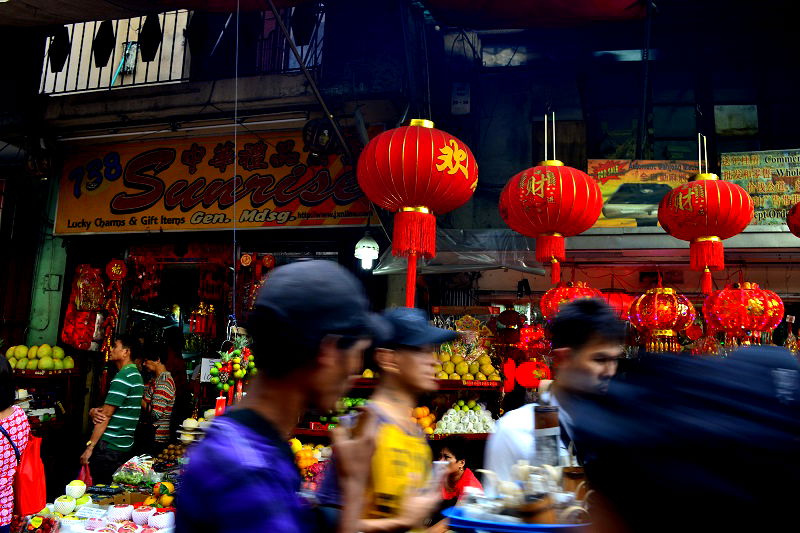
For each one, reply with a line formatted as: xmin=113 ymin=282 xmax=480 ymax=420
xmin=95 ymin=491 xmax=150 ymax=506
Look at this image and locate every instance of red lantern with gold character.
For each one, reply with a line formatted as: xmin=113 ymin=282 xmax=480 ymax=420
xmin=705 ymin=282 xmax=784 ymax=345
xmin=658 ymin=174 xmax=753 ymax=294
xmin=630 ymin=286 xmax=696 ymax=352
xmin=499 ymin=161 xmax=602 ymax=283
xmin=357 ymin=119 xmax=478 ymax=306
xmin=539 ymin=281 xmax=601 ymax=321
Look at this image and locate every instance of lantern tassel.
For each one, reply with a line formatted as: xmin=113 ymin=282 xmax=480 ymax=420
xmin=393 ymin=209 xmax=436 ymax=258
xmin=690 ymin=238 xmax=724 ymax=271
xmin=550 ymin=258 xmax=561 ymax=284
xmin=536 ymin=234 xmax=565 ymax=268
xmin=701 ymin=267 xmax=713 ymax=295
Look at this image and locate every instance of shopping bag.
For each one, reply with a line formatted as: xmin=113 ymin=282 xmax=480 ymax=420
xmin=78 ymin=463 xmax=94 ymax=487
xmin=14 ymin=436 xmax=47 ymax=516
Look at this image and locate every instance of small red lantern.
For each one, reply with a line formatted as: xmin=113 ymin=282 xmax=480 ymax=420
xmin=539 ymin=281 xmax=601 ymax=321
xmin=357 ymin=119 xmax=478 ymax=306
xmin=500 ymin=161 xmax=602 ymax=284
xmin=630 ymin=286 xmax=696 ymax=352
xmin=658 ymin=174 xmax=753 ymax=294
xmin=787 ymin=203 xmax=800 ymax=237
xmin=601 ymin=290 xmax=636 ymax=321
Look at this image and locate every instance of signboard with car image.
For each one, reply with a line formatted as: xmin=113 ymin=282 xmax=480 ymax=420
xmin=587 ymin=160 xmax=700 ymax=227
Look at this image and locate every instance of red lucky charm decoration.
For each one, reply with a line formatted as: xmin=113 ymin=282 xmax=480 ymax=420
xmin=602 ymin=290 xmax=636 ymax=321
xmin=357 ymin=119 xmax=478 ymax=307
xmin=658 ymin=136 xmax=753 ymax=295
xmin=499 ymin=115 xmax=602 ymax=283
xmin=539 ymin=281 xmax=601 ymax=321
xmin=630 ymin=286 xmax=696 ymax=352
xmin=101 ymin=260 xmax=126 ymax=362
xmin=705 ymin=282 xmax=784 ymax=345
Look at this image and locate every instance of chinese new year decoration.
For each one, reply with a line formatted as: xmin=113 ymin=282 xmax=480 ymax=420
xmin=357 ymin=119 xmax=478 ymax=307
xmin=61 ymin=265 xmax=105 ymax=350
xmin=630 ymin=285 xmax=696 ymax=352
xmin=787 ymin=203 xmax=800 ymax=238
xmin=208 ymin=337 xmax=258 ymax=406
xmin=658 ymin=135 xmax=753 ymax=294
xmin=602 ymin=290 xmax=636 ymax=321
xmin=704 ymin=282 xmax=784 ymax=345
xmin=189 ymin=302 xmax=217 ymax=337
xmin=100 ymin=260 xmax=127 ymax=361
xmin=499 ymin=115 xmax=602 ymax=283
xmin=539 ymin=281 xmax=601 ymax=321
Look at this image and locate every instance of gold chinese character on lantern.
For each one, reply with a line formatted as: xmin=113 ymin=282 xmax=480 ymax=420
xmin=672 ymin=186 xmax=703 ymax=212
xmin=436 ymin=139 xmax=469 ymax=179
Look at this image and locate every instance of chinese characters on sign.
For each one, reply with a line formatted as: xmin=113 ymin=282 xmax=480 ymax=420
xmin=55 ymin=131 xmax=371 ymax=234
xmin=721 ymin=149 xmax=800 ymax=224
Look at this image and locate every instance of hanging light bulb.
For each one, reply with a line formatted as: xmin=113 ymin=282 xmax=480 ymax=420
xmin=354 ymin=232 xmax=380 ymax=270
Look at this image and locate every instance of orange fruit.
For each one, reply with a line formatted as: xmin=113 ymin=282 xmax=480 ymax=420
xmin=158 ymin=494 xmax=175 ymax=508
xmin=143 ymin=496 xmax=158 ymax=507
xmin=154 ymin=481 xmax=175 ymax=497
xmin=412 ymin=407 xmax=425 ymax=419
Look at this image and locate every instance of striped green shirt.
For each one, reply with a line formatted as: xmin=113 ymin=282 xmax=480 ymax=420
xmin=101 ymin=363 xmax=144 ymax=451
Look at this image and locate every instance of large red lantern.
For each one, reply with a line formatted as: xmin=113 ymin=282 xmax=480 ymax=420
xmin=601 ymin=290 xmax=636 ymax=321
xmin=500 ymin=161 xmax=602 ymax=283
xmin=704 ymin=283 xmax=770 ymax=345
xmin=539 ymin=281 xmax=601 ymax=321
xmin=357 ymin=119 xmax=478 ymax=306
xmin=630 ymin=286 xmax=696 ymax=352
xmin=658 ymin=173 xmax=753 ymax=294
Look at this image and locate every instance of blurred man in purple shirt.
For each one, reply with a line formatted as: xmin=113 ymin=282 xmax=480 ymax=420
xmin=176 ymin=261 xmax=388 ymax=533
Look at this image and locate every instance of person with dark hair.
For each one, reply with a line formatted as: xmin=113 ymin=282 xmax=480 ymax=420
xmin=318 ymin=307 xmax=457 ymax=532
xmin=438 ymin=436 xmax=483 ymax=503
xmin=484 ymin=299 xmax=624 ymax=481
xmin=1 ymin=357 xmax=30 ymax=532
xmin=141 ymin=347 xmax=176 ymax=455
xmin=175 ymin=260 xmax=387 ymax=533
xmin=81 ymin=333 xmax=144 ymax=483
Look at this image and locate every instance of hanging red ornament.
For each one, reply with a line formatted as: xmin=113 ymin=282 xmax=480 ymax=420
xmin=705 ymin=282 xmax=784 ymax=345
xmin=105 ymin=259 xmax=127 ymax=281
xmin=262 ymin=254 xmax=276 ymax=269
xmin=601 ymin=290 xmax=636 ymax=321
xmin=539 ymin=281 xmax=601 ymax=321
xmin=499 ymin=161 xmax=602 ymax=283
xmin=357 ymin=119 xmax=478 ymax=306
xmin=787 ymin=202 xmax=800 ymax=237
xmin=658 ymin=173 xmax=753 ymax=294
xmin=630 ymin=286 xmax=696 ymax=352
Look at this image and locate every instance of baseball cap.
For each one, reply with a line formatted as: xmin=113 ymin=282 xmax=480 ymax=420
xmin=253 ymin=260 xmax=387 ymax=345
xmin=380 ymin=307 xmax=458 ymax=348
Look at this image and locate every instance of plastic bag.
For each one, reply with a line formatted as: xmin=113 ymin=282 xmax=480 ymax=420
xmin=78 ymin=463 xmax=93 ymax=486
xmin=111 ymin=455 xmax=154 ymax=486
xmin=14 ymin=436 xmax=47 ymax=516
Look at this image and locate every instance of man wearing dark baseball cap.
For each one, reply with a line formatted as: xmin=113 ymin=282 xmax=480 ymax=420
xmin=177 ymin=260 xmax=387 ymax=533
xmin=319 ymin=307 xmax=458 ymax=532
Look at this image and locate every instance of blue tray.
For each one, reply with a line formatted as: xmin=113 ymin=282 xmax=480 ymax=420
xmin=443 ymin=507 xmax=590 ymax=533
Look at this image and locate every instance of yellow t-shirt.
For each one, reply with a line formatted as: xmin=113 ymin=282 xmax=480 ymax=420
xmin=364 ymin=407 xmax=432 ymax=519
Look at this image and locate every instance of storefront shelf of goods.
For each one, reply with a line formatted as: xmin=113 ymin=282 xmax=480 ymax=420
xmin=293 ymin=428 xmax=490 ymax=441
xmin=352 ymin=378 xmax=501 ymax=391
xmin=12 ymin=369 xmax=80 ymax=378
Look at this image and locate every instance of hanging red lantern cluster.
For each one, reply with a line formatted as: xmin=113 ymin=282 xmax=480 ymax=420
xmin=357 ymin=119 xmax=478 ymax=306
xmin=539 ymin=281 xmax=601 ymax=321
xmin=601 ymin=290 xmax=636 ymax=321
xmin=658 ymin=173 xmax=753 ymax=294
xmin=499 ymin=161 xmax=602 ymax=284
xmin=630 ymin=286 xmax=696 ymax=352
xmin=704 ymin=282 xmax=784 ymax=345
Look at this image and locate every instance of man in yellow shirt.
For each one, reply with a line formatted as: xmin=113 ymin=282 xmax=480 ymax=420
xmin=320 ymin=307 xmax=456 ymax=532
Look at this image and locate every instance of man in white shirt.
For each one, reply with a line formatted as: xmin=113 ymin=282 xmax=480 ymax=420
xmin=484 ymin=299 xmax=624 ymax=481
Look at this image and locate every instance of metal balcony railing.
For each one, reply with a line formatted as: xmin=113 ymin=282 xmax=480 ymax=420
xmin=39 ymin=5 xmax=325 ymax=96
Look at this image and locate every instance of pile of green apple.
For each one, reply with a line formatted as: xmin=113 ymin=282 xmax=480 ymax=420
xmin=4 ymin=344 xmax=74 ymax=372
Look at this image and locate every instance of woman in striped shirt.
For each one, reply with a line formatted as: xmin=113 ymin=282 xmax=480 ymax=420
xmin=142 ymin=349 xmax=176 ymax=455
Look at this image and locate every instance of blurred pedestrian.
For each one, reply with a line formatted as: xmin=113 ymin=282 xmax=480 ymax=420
xmin=1 ymin=357 xmax=31 ymax=533
xmin=176 ymin=260 xmax=386 ymax=533
xmin=485 ymin=299 xmax=624 ymax=480
xmin=82 ymin=334 xmax=144 ymax=483
xmin=319 ymin=307 xmax=456 ymax=532
xmin=573 ymin=346 xmax=800 ymax=532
